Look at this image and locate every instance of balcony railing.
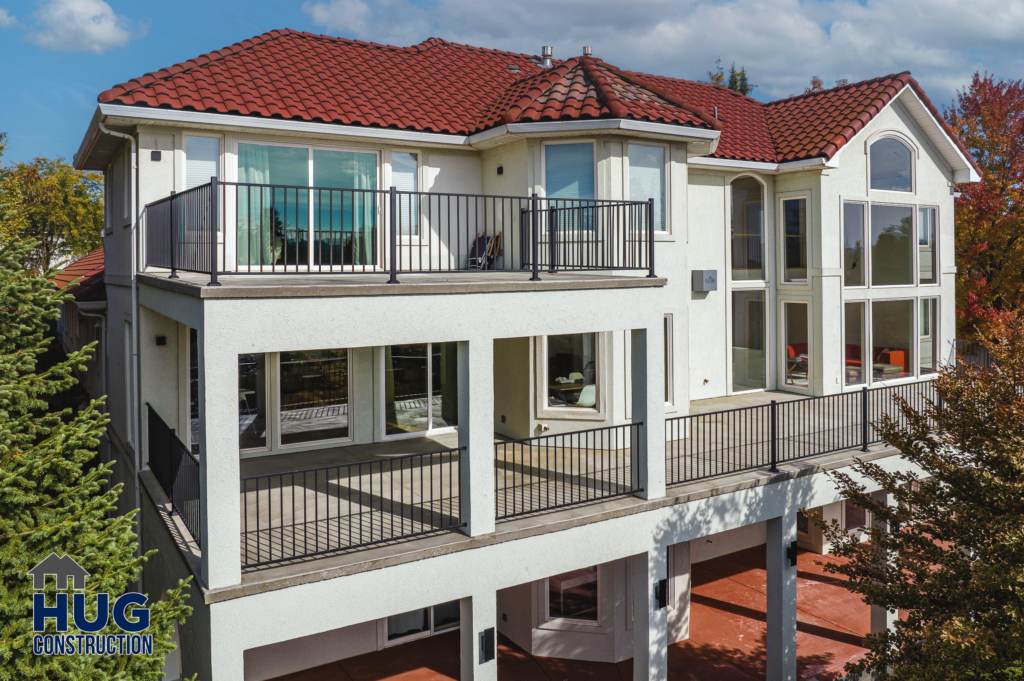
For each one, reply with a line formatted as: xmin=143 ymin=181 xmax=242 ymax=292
xmin=494 ymin=422 xmax=642 ymax=520
xmin=147 ymin=404 xmax=202 ymax=547
xmin=665 ymin=380 xmax=939 ymax=485
xmin=239 ymin=447 xmax=463 ymax=567
xmin=144 ymin=180 xmax=655 ymax=285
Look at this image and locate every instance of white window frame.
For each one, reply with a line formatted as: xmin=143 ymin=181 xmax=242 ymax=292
xmin=917 ymin=205 xmax=940 ymax=287
xmin=728 ymin=174 xmax=770 ymax=284
xmin=918 ymin=296 xmax=940 ymax=376
xmin=625 ymin=141 xmax=671 ymax=234
xmin=867 ymin=133 xmax=917 ymax=195
xmin=540 ymin=139 xmax=598 ymax=200
xmin=183 ymin=133 xmax=223 ymax=190
xmin=538 ymin=333 xmax=603 ymax=416
xmin=387 ymin=148 xmax=423 ymax=243
xmin=841 ymin=296 xmax=933 ymax=391
xmin=778 ymin=194 xmax=811 ymax=288
xmin=379 ymin=343 xmax=458 ymax=441
xmin=727 ymin=287 xmax=772 ymax=396
xmin=663 ymin=314 xmax=674 ymax=406
xmin=226 ymin=135 xmax=384 ymax=273
xmin=779 ymin=298 xmax=812 ymax=394
xmin=842 ymin=200 xmax=868 ymax=289
xmin=543 ymin=566 xmax=602 ymax=627
xmin=867 ymin=201 xmax=919 ymax=289
xmin=381 ymin=602 xmax=461 ymax=647
xmin=842 ymin=300 xmax=868 ymax=388
xmin=841 ymin=197 xmax=941 ymax=291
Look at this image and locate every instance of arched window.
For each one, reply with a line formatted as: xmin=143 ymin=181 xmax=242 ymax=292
xmin=730 ymin=177 xmax=765 ymax=280
xmin=870 ymin=137 xmax=913 ymax=192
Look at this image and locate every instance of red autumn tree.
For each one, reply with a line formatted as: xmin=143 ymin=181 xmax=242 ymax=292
xmin=944 ymin=73 xmax=1024 ymax=337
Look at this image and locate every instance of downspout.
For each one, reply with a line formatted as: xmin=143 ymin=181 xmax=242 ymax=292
xmin=97 ymin=122 xmax=142 ymax=570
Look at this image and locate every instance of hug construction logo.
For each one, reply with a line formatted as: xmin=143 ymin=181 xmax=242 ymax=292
xmin=29 ymin=553 xmax=154 ymax=656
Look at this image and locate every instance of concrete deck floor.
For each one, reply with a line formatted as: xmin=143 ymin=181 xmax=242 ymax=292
xmin=270 ymin=545 xmax=868 ymax=681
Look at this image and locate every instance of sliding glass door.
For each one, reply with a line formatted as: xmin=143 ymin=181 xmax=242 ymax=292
xmin=312 ymin=149 xmax=378 ymax=267
xmin=383 ymin=343 xmax=458 ymax=437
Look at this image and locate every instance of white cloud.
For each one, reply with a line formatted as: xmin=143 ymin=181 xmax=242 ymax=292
xmin=26 ymin=0 xmax=145 ymax=54
xmin=0 ymin=8 xmax=16 ymax=28
xmin=301 ymin=0 xmax=1024 ymax=102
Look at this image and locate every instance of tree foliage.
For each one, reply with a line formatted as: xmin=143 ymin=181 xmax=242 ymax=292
xmin=945 ymin=73 xmax=1024 ymax=337
xmin=0 ymin=155 xmax=104 ymax=273
xmin=815 ymin=317 xmax=1024 ymax=680
xmin=707 ymin=59 xmax=755 ymax=95
xmin=804 ymin=76 xmax=849 ymax=94
xmin=0 ymin=189 xmax=191 ymax=676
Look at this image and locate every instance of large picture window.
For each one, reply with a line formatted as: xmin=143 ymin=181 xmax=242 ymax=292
xmin=383 ymin=342 xmax=459 ymax=436
xmin=548 ymin=567 xmax=599 ymax=622
xmin=730 ymin=177 xmax=764 ymax=281
xmin=870 ymin=205 xmax=914 ymax=286
xmin=782 ymin=198 xmax=808 ymax=283
xmin=279 ymin=349 xmax=350 ymax=445
xmin=545 ymin=143 xmax=595 ymax=232
xmin=547 ymin=333 xmax=598 ymax=409
xmin=312 ymin=149 xmax=378 ymax=267
xmin=629 ymin=144 xmax=666 ymax=232
xmin=732 ymin=290 xmax=766 ymax=391
xmin=843 ymin=203 xmax=865 ymax=287
xmin=870 ymin=137 xmax=913 ymax=192
xmin=871 ymin=300 xmax=914 ymax=381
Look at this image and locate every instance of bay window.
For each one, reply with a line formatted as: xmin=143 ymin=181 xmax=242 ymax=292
xmin=629 ymin=143 xmax=666 ymax=232
xmin=545 ymin=142 xmax=595 ymax=232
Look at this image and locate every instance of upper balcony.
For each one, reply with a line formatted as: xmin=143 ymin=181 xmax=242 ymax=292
xmin=143 ymin=181 xmax=657 ymax=290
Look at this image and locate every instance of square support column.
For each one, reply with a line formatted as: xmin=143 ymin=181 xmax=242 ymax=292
xmin=667 ymin=541 xmax=691 ymax=644
xmin=198 ymin=329 xmax=242 ymax=589
xmin=632 ymin=547 xmax=669 ymax=681
xmin=460 ymin=592 xmax=498 ymax=681
xmin=766 ymin=514 xmax=798 ymax=681
xmin=458 ymin=339 xmax=495 ymax=536
xmin=870 ymin=490 xmax=899 ymax=634
xmin=631 ymin=327 xmax=666 ymax=500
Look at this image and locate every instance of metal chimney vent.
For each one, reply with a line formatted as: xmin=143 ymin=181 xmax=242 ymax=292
xmin=583 ymin=46 xmax=592 ymax=57
xmin=541 ymin=46 xmax=553 ymax=68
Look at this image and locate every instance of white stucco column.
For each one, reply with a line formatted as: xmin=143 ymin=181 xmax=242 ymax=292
xmin=632 ymin=547 xmax=668 ymax=681
xmin=870 ymin=490 xmax=899 ymax=634
xmin=198 ymin=326 xmax=242 ymax=589
xmin=460 ymin=592 xmax=498 ymax=681
xmin=667 ymin=541 xmax=691 ymax=644
xmin=766 ymin=513 xmax=798 ymax=681
xmin=458 ymin=338 xmax=495 ymax=536
xmin=631 ymin=326 xmax=666 ymax=500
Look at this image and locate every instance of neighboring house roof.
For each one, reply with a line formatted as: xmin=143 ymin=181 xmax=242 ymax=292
xmin=50 ymin=246 xmax=105 ymax=302
xmin=96 ymin=29 xmax=977 ymax=171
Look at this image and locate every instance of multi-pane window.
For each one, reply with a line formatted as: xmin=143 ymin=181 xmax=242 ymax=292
xmin=629 ymin=144 xmax=666 ymax=232
xmin=730 ymin=177 xmax=764 ymax=281
xmin=870 ymin=204 xmax=914 ymax=286
xmin=383 ymin=343 xmax=458 ymax=435
xmin=782 ymin=198 xmax=808 ymax=283
xmin=387 ymin=601 xmax=460 ymax=643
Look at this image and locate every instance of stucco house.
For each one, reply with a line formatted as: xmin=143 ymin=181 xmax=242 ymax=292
xmin=72 ymin=29 xmax=978 ymax=681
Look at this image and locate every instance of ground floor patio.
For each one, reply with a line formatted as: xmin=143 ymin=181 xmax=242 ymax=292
xmin=268 ymin=545 xmax=869 ymax=681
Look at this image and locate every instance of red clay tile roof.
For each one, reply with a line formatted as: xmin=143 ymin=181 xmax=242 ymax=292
xmin=50 ymin=246 xmax=105 ymax=301
xmin=98 ymin=30 xmax=976 ymax=171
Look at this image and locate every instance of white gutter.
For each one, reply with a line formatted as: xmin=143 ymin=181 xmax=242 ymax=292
xmin=688 ymin=156 xmax=834 ymax=173
xmin=469 ymin=118 xmax=721 ymax=150
xmin=96 ymin=121 xmax=142 ymax=575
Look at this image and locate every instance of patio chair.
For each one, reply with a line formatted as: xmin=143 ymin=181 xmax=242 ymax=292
xmin=467 ymin=234 xmax=493 ymax=270
xmin=574 ymin=384 xmax=596 ymax=408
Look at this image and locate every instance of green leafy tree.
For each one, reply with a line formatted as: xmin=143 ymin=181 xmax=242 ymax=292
xmin=0 ymin=156 xmax=104 ymax=272
xmin=814 ymin=316 xmax=1024 ymax=680
xmin=0 ymin=232 xmax=191 ymax=677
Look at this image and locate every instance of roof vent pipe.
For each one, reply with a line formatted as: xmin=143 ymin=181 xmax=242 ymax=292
xmin=542 ymin=46 xmax=553 ymax=68
xmin=583 ymin=46 xmax=592 ymax=57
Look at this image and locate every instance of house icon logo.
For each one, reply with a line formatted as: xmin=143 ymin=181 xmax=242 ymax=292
xmin=27 ymin=553 xmax=90 ymax=591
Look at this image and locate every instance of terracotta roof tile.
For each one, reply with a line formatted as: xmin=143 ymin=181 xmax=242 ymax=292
xmin=50 ymin=247 xmax=105 ymax=301
xmin=97 ymin=31 xmax=976 ymax=171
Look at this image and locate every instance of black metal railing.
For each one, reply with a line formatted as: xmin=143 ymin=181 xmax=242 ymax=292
xmin=665 ymin=379 xmax=940 ymax=485
xmin=239 ymin=447 xmax=463 ymax=567
xmin=494 ymin=422 xmax=641 ymax=520
xmin=147 ymin=404 xmax=202 ymax=547
xmin=143 ymin=180 xmax=655 ymax=284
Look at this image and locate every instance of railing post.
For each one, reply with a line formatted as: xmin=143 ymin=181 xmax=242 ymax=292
xmin=647 ymin=197 xmax=657 ymax=278
xmin=769 ymin=400 xmax=778 ymax=472
xmin=547 ymin=207 xmax=557 ymax=274
xmin=168 ymin=190 xmax=178 ymax=279
xmin=861 ymin=386 xmax=869 ymax=452
xmin=388 ymin=186 xmax=399 ymax=284
xmin=208 ymin=177 xmax=220 ymax=286
xmin=530 ymin=193 xmax=540 ymax=281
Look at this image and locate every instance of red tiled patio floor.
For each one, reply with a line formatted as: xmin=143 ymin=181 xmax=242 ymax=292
xmin=270 ymin=545 xmax=868 ymax=681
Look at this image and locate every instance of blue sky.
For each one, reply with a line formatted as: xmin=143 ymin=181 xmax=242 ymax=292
xmin=3 ymin=0 xmax=1024 ymax=165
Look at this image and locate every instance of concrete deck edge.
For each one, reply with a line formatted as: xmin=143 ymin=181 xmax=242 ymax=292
xmin=199 ymin=444 xmax=901 ymax=604
xmin=137 ymin=272 xmax=668 ymax=299
xmin=140 ymin=470 xmax=208 ymax=592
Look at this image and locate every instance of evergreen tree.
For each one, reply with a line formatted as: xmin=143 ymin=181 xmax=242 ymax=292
xmin=814 ymin=316 xmax=1024 ymax=680
xmin=0 ymin=233 xmax=191 ymax=674
xmin=736 ymin=68 xmax=751 ymax=96
xmin=727 ymin=63 xmax=739 ymax=92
